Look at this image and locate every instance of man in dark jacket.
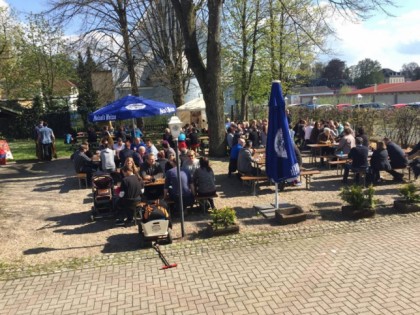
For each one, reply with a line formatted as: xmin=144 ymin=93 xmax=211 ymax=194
xmin=342 ymin=137 xmax=369 ymax=184
xmin=383 ymin=137 xmax=408 ymax=181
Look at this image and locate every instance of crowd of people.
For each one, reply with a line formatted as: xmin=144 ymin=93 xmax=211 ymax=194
xmin=225 ymin=115 xmax=419 ymax=185
xmin=70 ymin=122 xmax=215 ymax=226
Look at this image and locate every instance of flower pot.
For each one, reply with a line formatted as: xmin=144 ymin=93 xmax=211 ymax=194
xmin=393 ymin=200 xmax=420 ymax=213
xmin=341 ymin=205 xmax=375 ymax=219
xmin=274 ymin=206 xmax=307 ymax=225
xmin=208 ymin=223 xmax=240 ymax=237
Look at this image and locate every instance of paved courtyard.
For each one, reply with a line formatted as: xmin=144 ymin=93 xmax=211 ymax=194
xmin=1 ymin=213 xmax=420 ymax=314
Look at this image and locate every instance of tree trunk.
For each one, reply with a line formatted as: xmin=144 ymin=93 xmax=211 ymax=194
xmin=171 ymin=0 xmax=226 ymax=157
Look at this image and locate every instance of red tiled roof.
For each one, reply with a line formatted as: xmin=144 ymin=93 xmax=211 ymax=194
xmin=347 ymin=80 xmax=420 ymax=95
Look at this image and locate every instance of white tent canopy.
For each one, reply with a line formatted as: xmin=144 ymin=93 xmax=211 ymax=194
xmin=177 ymin=98 xmax=208 ymax=129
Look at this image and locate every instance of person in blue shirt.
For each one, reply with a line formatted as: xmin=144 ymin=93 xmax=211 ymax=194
xmin=228 ymin=138 xmax=245 ymax=177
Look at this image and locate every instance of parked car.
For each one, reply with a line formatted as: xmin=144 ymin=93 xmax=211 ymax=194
xmin=407 ymin=102 xmax=420 ymax=109
xmin=336 ymin=103 xmax=352 ymax=111
xmin=352 ymin=102 xmax=389 ymax=110
xmin=391 ymin=103 xmax=407 ymax=109
xmin=316 ymin=104 xmax=335 ymax=110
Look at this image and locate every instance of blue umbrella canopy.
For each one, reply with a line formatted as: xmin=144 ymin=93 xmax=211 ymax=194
xmin=266 ymin=81 xmax=300 ymax=183
xmin=88 ymin=95 xmax=176 ymax=122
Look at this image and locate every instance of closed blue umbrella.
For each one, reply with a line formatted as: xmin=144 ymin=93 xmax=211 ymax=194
xmin=88 ymin=95 xmax=176 ymax=122
xmin=266 ymin=81 xmax=300 ymax=207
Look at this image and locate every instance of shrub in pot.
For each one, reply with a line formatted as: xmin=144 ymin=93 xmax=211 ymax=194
xmin=339 ymin=185 xmax=377 ymax=219
xmin=394 ymin=183 xmax=420 ymax=213
xmin=209 ymin=207 xmax=239 ymax=236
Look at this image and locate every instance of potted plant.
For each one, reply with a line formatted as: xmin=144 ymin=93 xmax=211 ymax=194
xmin=339 ymin=185 xmax=377 ymax=219
xmin=208 ymin=206 xmax=239 ymax=236
xmin=394 ymin=183 xmax=420 ymax=213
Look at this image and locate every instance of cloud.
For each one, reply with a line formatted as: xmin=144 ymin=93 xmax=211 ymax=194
xmin=323 ymin=9 xmax=420 ymax=71
xmin=0 ymin=0 xmax=9 ymax=8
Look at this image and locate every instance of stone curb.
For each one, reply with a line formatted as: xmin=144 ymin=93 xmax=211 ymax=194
xmin=1 ymin=210 xmax=419 ymax=281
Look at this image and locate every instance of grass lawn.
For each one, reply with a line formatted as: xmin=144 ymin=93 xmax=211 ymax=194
xmin=7 ymin=139 xmax=72 ymax=162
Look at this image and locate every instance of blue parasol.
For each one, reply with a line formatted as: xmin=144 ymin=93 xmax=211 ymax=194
xmin=266 ymin=81 xmax=300 ymax=207
xmin=88 ymin=95 xmax=176 ymax=122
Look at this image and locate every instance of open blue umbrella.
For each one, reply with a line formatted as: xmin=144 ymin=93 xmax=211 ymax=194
xmin=88 ymin=95 xmax=176 ymax=122
xmin=266 ymin=80 xmax=300 ymax=208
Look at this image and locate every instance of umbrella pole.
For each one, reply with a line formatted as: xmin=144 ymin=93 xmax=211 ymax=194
xmin=274 ymin=183 xmax=279 ymax=209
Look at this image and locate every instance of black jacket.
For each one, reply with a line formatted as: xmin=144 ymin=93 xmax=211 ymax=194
xmin=387 ymin=142 xmax=408 ymax=168
xmin=370 ymin=149 xmax=391 ymax=171
xmin=348 ymin=145 xmax=369 ymax=169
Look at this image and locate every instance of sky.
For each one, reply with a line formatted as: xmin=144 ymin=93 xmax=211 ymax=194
xmin=1 ymin=0 xmax=420 ymax=71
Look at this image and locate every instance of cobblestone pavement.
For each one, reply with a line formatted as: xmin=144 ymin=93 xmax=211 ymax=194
xmin=1 ymin=214 xmax=420 ymax=315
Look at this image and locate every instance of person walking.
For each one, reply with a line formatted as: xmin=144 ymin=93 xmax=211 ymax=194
xmin=38 ymin=122 xmax=55 ymax=161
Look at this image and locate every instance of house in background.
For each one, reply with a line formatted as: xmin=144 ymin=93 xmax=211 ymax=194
xmin=382 ymin=68 xmax=405 ymax=84
xmin=289 ymin=86 xmax=334 ymax=105
xmin=92 ymin=70 xmax=114 ymax=107
xmin=346 ymin=80 xmax=420 ymax=104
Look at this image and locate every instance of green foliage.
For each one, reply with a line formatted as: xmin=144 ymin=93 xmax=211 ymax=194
xmin=398 ymin=184 xmax=420 ymax=204
xmin=8 ymin=139 xmax=71 ymax=161
xmin=339 ymin=185 xmax=377 ymax=210
xmin=377 ymin=108 xmax=420 ymax=148
xmin=353 ymin=58 xmax=384 ymax=89
xmin=76 ymin=48 xmax=99 ymax=128
xmin=210 ymin=206 xmax=237 ymax=230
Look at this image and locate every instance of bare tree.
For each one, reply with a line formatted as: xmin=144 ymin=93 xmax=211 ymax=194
xmin=46 ymin=0 xmax=141 ymax=97
xmin=130 ymin=0 xmax=193 ymax=107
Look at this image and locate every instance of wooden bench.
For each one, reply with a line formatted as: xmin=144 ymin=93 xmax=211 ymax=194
xmin=299 ymin=170 xmax=320 ymax=190
xmin=195 ymin=193 xmax=218 ymax=213
xmin=240 ymin=175 xmax=269 ymax=196
xmin=76 ymin=173 xmax=88 ymax=189
xmin=328 ymin=160 xmax=348 ymax=175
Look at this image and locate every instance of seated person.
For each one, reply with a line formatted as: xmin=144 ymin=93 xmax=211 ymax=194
xmin=229 ymin=138 xmax=245 ymax=176
xmin=100 ymin=141 xmax=116 ymax=172
xmin=141 ymin=153 xmax=164 ymax=200
xmin=115 ymin=165 xmax=144 ymax=225
xmin=383 ymin=137 xmax=408 ymax=181
xmin=237 ymin=140 xmax=260 ymax=176
xmin=408 ymin=141 xmax=420 ymax=179
xmin=181 ymin=150 xmax=200 ymax=176
xmin=164 ymin=160 xmax=195 ymax=214
xmin=188 ymin=128 xmax=200 ymax=152
xmin=370 ymin=141 xmax=391 ymax=183
xmin=335 ymin=128 xmax=355 ymax=155
xmin=342 ymin=137 xmax=369 ymax=184
xmin=317 ymin=127 xmax=335 ymax=165
xmin=73 ymin=144 xmax=98 ymax=185
xmin=193 ymin=157 xmax=216 ymax=209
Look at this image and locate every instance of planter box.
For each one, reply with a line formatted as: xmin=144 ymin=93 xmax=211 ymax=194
xmin=208 ymin=224 xmax=240 ymax=237
xmin=275 ymin=206 xmax=307 ymax=225
xmin=394 ymin=200 xmax=420 ymax=213
xmin=341 ymin=205 xmax=375 ymax=219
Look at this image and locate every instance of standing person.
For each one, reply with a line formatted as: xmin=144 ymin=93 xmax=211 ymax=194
xmin=193 ymin=157 xmax=216 ymax=209
xmin=34 ymin=120 xmax=44 ymax=159
xmin=342 ymin=137 xmax=369 ymax=184
xmin=115 ymin=165 xmax=144 ymax=226
xmin=38 ymin=122 xmax=55 ymax=161
xmin=164 ymin=160 xmax=195 ymax=214
xmin=383 ymin=137 xmax=408 ymax=181
xmin=188 ymin=128 xmax=200 ymax=152
xmin=260 ymin=119 xmax=268 ymax=147
xmin=87 ymin=127 xmax=98 ymax=144
xmin=370 ymin=141 xmax=391 ymax=183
